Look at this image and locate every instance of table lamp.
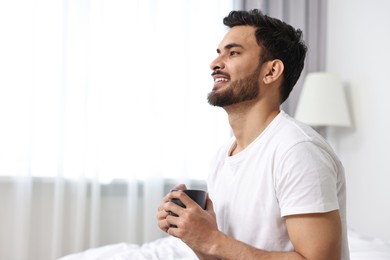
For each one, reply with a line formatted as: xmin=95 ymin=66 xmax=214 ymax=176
xmin=294 ymin=72 xmax=352 ymax=137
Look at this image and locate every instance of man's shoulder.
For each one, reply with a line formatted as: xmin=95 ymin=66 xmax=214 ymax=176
xmin=265 ymin=111 xmax=338 ymax=158
xmin=267 ymin=111 xmax=316 ymax=145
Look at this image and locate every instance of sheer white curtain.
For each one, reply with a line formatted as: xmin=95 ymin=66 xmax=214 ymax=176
xmin=0 ymin=0 xmax=232 ymax=259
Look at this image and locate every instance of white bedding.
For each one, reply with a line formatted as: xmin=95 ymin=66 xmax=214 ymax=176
xmin=348 ymin=228 xmax=390 ymax=260
xmin=59 ymin=236 xmax=197 ymax=260
xmin=59 ymin=229 xmax=390 ymax=260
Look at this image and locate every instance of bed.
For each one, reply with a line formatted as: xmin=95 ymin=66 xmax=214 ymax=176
xmin=348 ymin=228 xmax=390 ymax=260
xmin=59 ymin=228 xmax=390 ymax=260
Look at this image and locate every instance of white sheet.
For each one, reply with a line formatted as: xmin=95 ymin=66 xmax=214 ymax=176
xmin=348 ymin=228 xmax=390 ymax=260
xmin=59 ymin=229 xmax=390 ymax=260
xmin=58 ymin=237 xmax=197 ymax=260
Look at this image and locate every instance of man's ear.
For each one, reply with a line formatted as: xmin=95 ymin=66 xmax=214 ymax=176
xmin=263 ymin=59 xmax=284 ymax=84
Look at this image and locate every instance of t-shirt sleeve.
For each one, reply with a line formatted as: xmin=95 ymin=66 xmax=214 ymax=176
xmin=275 ymin=141 xmax=340 ymax=217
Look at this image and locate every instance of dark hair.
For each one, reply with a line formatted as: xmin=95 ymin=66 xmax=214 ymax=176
xmin=223 ymin=9 xmax=307 ymax=104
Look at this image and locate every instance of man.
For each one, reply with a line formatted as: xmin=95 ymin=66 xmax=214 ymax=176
xmin=157 ymin=9 xmax=349 ymax=260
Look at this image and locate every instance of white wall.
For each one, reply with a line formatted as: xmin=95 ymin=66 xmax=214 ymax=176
xmin=326 ymin=0 xmax=390 ymax=240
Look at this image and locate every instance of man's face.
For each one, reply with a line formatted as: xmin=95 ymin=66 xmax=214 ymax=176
xmin=208 ymin=25 xmax=263 ymax=107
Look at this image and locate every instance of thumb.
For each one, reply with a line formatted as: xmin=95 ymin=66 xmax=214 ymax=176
xmin=171 ymin=183 xmax=187 ymax=191
xmin=205 ymin=193 xmax=214 ymax=211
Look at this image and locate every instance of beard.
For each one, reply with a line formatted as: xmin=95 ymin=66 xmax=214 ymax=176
xmin=207 ymin=67 xmax=261 ymax=107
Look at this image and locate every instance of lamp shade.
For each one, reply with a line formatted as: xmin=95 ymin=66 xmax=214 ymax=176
xmin=295 ymin=72 xmax=352 ymax=127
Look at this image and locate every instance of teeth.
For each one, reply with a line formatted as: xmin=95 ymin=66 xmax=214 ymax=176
xmin=215 ymin=78 xmax=228 ymax=82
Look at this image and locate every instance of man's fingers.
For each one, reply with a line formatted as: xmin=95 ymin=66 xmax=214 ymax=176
xmin=164 ymin=199 xmax=186 ymax=217
xmin=171 ymin=183 xmax=187 ymax=191
xmin=168 ymin=191 xmax=199 ymax=210
xmin=166 ymin=214 xmax=180 ymax=227
xmin=157 ymin=208 xmax=168 ymax=219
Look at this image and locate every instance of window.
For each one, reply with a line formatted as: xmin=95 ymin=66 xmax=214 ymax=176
xmin=0 ymin=0 xmax=233 ymax=182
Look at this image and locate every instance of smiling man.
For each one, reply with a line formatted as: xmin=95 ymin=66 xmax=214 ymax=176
xmin=158 ymin=9 xmax=350 ymax=260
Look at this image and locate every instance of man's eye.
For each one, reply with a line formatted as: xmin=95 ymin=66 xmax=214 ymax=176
xmin=230 ymin=51 xmax=240 ymax=56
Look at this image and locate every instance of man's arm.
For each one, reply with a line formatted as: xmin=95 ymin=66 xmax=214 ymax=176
xmin=159 ymin=187 xmax=342 ymax=259
xmin=196 ymin=210 xmax=342 ymax=260
xmin=284 ymin=210 xmax=342 ymax=259
xmin=163 ymin=189 xmax=342 ymax=260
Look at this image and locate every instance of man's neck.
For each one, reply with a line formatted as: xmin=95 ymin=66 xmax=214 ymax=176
xmin=225 ymin=100 xmax=280 ymax=156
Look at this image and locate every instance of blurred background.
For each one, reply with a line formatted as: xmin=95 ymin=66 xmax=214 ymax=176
xmin=0 ymin=0 xmax=389 ymax=259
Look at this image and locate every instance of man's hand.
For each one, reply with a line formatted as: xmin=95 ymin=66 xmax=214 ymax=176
xmin=157 ymin=184 xmax=187 ymax=233
xmin=157 ymin=184 xmax=219 ymax=256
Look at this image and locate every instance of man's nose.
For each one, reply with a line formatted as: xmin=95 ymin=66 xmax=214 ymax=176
xmin=210 ymin=56 xmax=225 ymax=71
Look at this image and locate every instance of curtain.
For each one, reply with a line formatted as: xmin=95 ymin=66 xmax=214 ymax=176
xmin=0 ymin=1 xmax=232 ymax=259
xmin=234 ymin=0 xmax=327 ymax=114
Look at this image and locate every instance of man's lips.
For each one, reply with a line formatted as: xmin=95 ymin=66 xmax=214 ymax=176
xmin=211 ymin=70 xmax=230 ymax=78
xmin=211 ymin=71 xmax=230 ymax=88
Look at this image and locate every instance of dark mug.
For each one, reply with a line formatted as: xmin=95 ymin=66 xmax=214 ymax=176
xmin=169 ymin=189 xmax=207 ymax=224
xmin=170 ymin=189 xmax=207 ymax=210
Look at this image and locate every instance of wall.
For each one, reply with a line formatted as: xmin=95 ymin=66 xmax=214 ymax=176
xmin=326 ymin=0 xmax=390 ymax=240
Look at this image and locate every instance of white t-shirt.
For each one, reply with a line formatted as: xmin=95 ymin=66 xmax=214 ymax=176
xmin=207 ymin=111 xmax=350 ymax=259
